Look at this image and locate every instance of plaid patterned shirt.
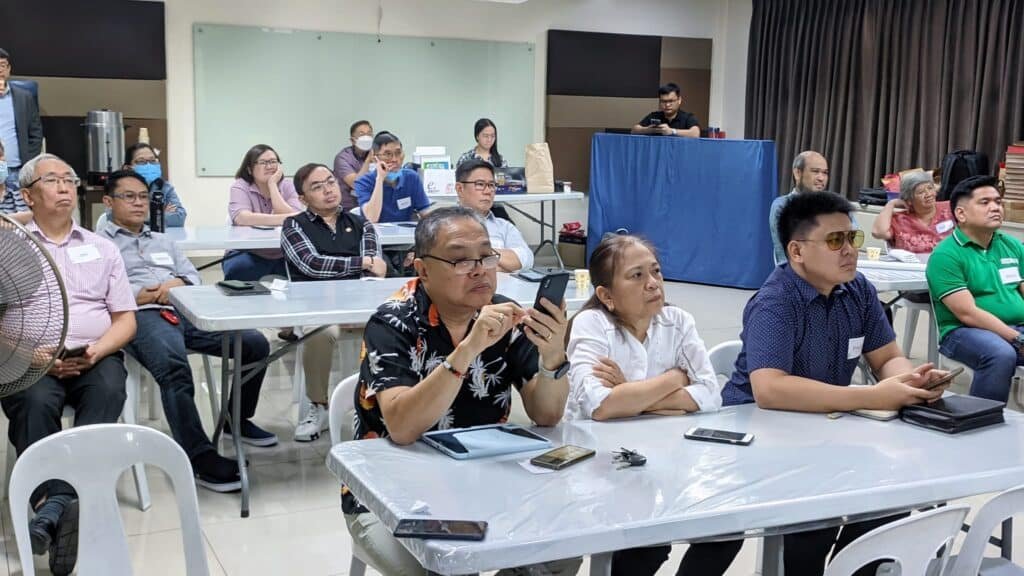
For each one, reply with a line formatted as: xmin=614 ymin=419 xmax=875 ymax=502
xmin=281 ymin=208 xmax=380 ymax=281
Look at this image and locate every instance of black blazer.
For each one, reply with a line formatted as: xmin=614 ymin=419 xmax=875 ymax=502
xmin=9 ymin=84 xmax=43 ymax=164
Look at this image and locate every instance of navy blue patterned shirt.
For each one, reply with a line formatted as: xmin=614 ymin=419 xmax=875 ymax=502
xmin=721 ymin=264 xmax=895 ymax=406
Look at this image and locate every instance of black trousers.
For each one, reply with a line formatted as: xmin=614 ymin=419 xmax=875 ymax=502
xmin=783 ymin=513 xmax=909 ymax=576
xmin=611 ymin=541 xmax=743 ymax=576
xmin=1 ymin=354 xmax=127 ymax=503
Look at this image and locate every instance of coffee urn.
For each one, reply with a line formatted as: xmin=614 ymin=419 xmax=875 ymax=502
xmin=84 ymin=110 xmax=125 ymax=186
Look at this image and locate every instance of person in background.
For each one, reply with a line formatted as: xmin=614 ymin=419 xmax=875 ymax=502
xmin=0 ymin=139 xmax=12 ymax=213
xmin=456 ymin=118 xmax=509 ymax=168
xmin=871 ymin=171 xmax=953 ymax=253
xmin=455 ymin=159 xmax=532 ymax=272
xmin=0 ymin=48 xmax=43 ymax=195
xmin=354 ymin=131 xmax=432 ymax=224
xmin=566 ymin=234 xmax=737 ymax=576
xmin=102 ymin=169 xmax=275 ymax=491
xmin=927 ymin=176 xmax=1024 ymax=403
xmin=3 ymin=154 xmax=136 ymax=575
xmin=333 ymin=120 xmax=375 ymax=211
xmin=225 ymin=144 xmax=303 ymax=281
xmin=281 ymin=163 xmax=386 ymax=441
xmin=631 ymin=83 xmax=700 ymax=138
xmin=722 ymin=191 xmax=949 ymax=576
xmin=113 ymin=142 xmax=187 ymax=227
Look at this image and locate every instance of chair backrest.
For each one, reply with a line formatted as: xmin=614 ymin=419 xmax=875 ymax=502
xmin=949 ymin=484 xmax=1024 ymax=575
xmin=329 ymin=373 xmax=360 ymax=446
xmin=96 ymin=210 xmax=110 ymax=230
xmin=824 ymin=505 xmax=968 ymax=576
xmin=707 ymin=340 xmax=742 ymax=378
xmin=8 ymin=424 xmax=209 ymax=576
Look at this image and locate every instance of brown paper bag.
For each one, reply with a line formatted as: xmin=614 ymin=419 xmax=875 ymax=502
xmin=525 ymin=143 xmax=555 ymax=193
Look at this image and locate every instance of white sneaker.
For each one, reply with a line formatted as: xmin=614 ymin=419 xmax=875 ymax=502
xmin=294 ymin=403 xmax=329 ymax=442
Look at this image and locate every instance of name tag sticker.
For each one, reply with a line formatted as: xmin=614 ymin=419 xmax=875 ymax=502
xmin=67 ymin=244 xmax=101 ymax=264
xmin=935 ymin=220 xmax=954 ymax=234
xmin=1000 ymin=267 xmax=1022 ymax=284
xmin=149 ymin=252 xmax=174 ymax=266
xmin=1001 ymin=258 xmax=1019 ymax=265
xmin=396 ymin=197 xmax=412 ymax=210
xmin=847 ymin=336 xmax=865 ymax=360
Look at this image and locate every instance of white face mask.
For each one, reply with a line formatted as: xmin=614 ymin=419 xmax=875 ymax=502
xmin=355 ymin=135 xmax=373 ymax=152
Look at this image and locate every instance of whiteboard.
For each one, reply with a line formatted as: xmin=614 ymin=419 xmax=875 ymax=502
xmin=193 ymin=23 xmax=535 ymax=176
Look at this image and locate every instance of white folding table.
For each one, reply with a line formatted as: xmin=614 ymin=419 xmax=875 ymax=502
xmin=165 ymin=223 xmax=416 ymax=251
xmin=428 ymin=192 xmax=584 ymax=245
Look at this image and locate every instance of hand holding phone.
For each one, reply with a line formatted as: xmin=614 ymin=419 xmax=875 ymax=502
xmin=923 ymin=366 xmax=964 ymax=391
xmin=59 ymin=345 xmax=88 ymax=360
xmin=523 ymin=273 xmax=569 ymax=357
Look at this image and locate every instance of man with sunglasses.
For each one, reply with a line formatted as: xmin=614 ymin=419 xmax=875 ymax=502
xmin=455 ymin=158 xmax=533 ymax=272
xmin=720 ymin=192 xmax=949 ymax=576
xmin=631 ymin=82 xmax=700 ymax=137
xmin=342 ymin=206 xmax=579 ymax=575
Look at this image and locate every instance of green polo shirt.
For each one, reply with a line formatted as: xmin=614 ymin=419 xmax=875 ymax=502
xmin=927 ymin=227 xmax=1024 ymax=340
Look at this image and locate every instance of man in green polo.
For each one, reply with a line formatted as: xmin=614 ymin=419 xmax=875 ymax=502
xmin=926 ymin=175 xmax=1024 ymax=402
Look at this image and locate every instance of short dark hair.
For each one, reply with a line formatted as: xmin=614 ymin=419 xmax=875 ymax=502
xmin=455 ymin=158 xmax=494 ymax=182
xmin=414 ymin=206 xmax=485 ymax=257
xmin=124 ymin=142 xmax=157 ymax=166
xmin=0 ymin=48 xmax=9 ymax=64
xmin=949 ymin=175 xmax=1001 ymax=215
xmin=372 ymin=131 xmax=401 ymax=152
xmin=778 ymin=192 xmax=853 ymax=259
xmin=349 ymin=120 xmax=371 ymax=137
xmin=658 ymin=83 xmax=681 ymax=98
xmin=104 ymin=169 xmax=148 ymax=196
xmin=292 ymin=162 xmax=331 ymax=195
xmin=234 ymin=144 xmax=280 ymax=183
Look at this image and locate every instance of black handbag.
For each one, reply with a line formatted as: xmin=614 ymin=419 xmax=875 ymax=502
xmin=900 ymin=394 xmax=1005 ymax=434
xmin=858 ymin=188 xmax=889 ymax=207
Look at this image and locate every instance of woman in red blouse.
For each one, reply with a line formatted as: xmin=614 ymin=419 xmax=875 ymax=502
xmin=872 ymin=171 xmax=954 ymax=253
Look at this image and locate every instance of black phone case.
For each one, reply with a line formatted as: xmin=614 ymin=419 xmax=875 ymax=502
xmin=393 ymin=520 xmax=487 ymax=541
xmin=216 ymin=281 xmax=271 ymax=297
xmin=534 ymin=272 xmax=570 ymax=309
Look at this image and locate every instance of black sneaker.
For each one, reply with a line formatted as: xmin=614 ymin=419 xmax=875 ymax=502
xmin=192 ymin=451 xmax=241 ymax=493
xmin=49 ymin=498 xmax=79 ymax=576
xmin=224 ymin=419 xmax=278 ymax=447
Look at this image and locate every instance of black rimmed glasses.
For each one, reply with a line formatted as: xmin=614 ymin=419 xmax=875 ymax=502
xmin=420 ymin=251 xmax=501 ymax=275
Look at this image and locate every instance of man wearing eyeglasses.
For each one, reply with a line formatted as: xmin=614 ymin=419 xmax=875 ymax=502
xmin=2 ymin=154 xmax=135 ymax=575
xmin=719 ymin=192 xmax=949 ymax=576
xmin=99 ymin=168 xmax=275 ymax=491
xmin=341 ymin=206 xmax=580 ymax=576
xmin=455 ymin=158 xmax=533 ymax=272
xmin=631 ymin=83 xmax=700 ymax=138
xmin=0 ymin=48 xmax=44 ymax=197
xmin=353 ymin=131 xmax=433 ymax=224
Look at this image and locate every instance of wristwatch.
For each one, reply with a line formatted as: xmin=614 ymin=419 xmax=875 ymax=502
xmin=537 ymin=359 xmax=571 ymax=379
xmin=1013 ymin=333 xmax=1024 ymax=351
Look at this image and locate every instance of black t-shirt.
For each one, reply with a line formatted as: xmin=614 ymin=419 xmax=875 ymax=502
xmin=639 ymin=110 xmax=699 ymax=131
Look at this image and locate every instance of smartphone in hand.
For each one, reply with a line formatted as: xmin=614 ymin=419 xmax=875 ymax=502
xmin=533 ymin=273 xmax=570 ymax=311
xmin=924 ymin=366 xmax=964 ymax=391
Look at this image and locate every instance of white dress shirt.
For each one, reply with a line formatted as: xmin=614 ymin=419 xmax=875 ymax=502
xmin=566 ymin=305 xmax=722 ymax=420
xmin=483 ymin=211 xmax=533 ymax=271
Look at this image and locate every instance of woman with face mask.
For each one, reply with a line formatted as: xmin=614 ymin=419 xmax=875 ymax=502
xmin=333 ymin=120 xmax=375 ymax=212
xmin=122 ymin=142 xmax=187 ymax=227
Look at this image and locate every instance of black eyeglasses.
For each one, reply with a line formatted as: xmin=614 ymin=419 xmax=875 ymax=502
xmin=110 ymin=192 xmax=150 ymax=203
xmin=420 ymin=251 xmax=500 ymax=275
xmin=459 ymin=180 xmax=497 ymax=192
xmin=796 ymin=230 xmax=865 ymax=251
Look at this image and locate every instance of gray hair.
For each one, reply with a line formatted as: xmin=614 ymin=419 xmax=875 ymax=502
xmin=899 ymin=171 xmax=935 ymax=207
xmin=792 ymin=150 xmax=818 ymax=171
xmin=414 ymin=206 xmax=487 ymax=257
xmin=19 ymin=153 xmax=77 ymax=188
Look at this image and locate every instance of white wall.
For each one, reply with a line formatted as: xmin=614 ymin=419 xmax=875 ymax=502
xmin=165 ymin=0 xmax=752 ymax=240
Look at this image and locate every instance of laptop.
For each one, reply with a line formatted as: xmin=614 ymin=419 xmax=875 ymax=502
xmin=494 ymin=166 xmax=526 ymax=194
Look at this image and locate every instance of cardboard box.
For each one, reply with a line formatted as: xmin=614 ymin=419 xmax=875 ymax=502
xmin=1005 ymin=200 xmax=1024 ymax=223
xmin=557 ymin=237 xmax=586 ymax=269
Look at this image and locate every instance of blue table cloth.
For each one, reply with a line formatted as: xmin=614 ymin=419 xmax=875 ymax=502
xmin=589 ymin=134 xmax=778 ymax=289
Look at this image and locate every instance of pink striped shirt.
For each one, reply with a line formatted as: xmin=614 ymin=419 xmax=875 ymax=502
xmin=27 ymin=220 xmax=137 ymax=348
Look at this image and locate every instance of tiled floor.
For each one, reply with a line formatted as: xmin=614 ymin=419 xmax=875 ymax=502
xmin=0 ymin=280 xmax=1017 ymax=575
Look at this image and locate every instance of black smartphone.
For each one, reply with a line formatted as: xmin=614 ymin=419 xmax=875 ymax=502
xmin=647 ymin=112 xmax=665 ymax=127
xmin=684 ymin=427 xmax=754 ymax=446
xmin=530 ymin=445 xmax=596 ymax=470
xmin=59 ymin=345 xmax=88 ymax=360
xmin=217 ymin=280 xmax=254 ymax=291
xmin=250 ymin=225 xmax=275 ymax=230
xmin=924 ymin=366 xmax=965 ymax=391
xmin=393 ymin=519 xmax=488 ymax=541
xmin=534 ymin=272 xmax=570 ymax=310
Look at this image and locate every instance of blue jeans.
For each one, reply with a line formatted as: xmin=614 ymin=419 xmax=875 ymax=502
xmin=5 ymin=166 xmax=20 ymax=192
xmin=222 ymin=250 xmax=287 ymax=281
xmin=124 ymin=309 xmax=269 ymax=459
xmin=939 ymin=325 xmax=1024 ymax=402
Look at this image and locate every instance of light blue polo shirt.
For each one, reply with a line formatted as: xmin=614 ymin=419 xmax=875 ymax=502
xmin=354 ymin=169 xmax=431 ymax=223
xmin=0 ymin=87 xmax=21 ymax=166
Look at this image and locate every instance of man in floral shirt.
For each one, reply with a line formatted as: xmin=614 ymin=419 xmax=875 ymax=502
xmin=344 ymin=206 xmax=579 ymax=575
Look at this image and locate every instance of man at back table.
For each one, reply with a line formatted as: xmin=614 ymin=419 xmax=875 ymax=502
xmin=926 ymin=175 xmax=1024 ymax=403
xmin=455 ymin=158 xmax=533 ymax=272
xmin=342 ymin=206 xmax=580 ymax=575
xmin=100 ymin=169 xmax=276 ymax=491
xmin=721 ymin=192 xmax=949 ymax=576
xmin=631 ymin=82 xmax=700 ymax=138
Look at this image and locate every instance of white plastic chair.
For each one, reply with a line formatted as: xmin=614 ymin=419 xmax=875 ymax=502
xmin=944 ymin=484 xmax=1024 ymax=576
xmin=95 ymin=211 xmax=110 ymax=230
xmin=8 ymin=424 xmax=209 ymax=576
xmin=883 ymin=243 xmax=938 ymax=365
xmin=126 ymin=352 xmax=221 ymax=431
xmin=823 ymin=505 xmax=968 ymax=576
xmin=327 ymin=373 xmax=371 ymax=576
xmin=708 ymin=340 xmax=742 ymax=378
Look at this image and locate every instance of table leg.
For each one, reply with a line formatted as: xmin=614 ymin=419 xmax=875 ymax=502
xmin=762 ymin=535 xmax=783 ymax=576
xmin=1002 ymin=518 xmax=1013 ymax=560
xmin=589 ymin=552 xmax=612 ymax=576
xmin=212 ymin=335 xmax=230 ymax=445
xmin=551 ymin=200 xmax=558 ymax=245
xmin=231 ymin=333 xmax=251 ymax=517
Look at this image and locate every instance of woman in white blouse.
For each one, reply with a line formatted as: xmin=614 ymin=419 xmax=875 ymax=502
xmin=565 ymin=234 xmax=740 ymax=576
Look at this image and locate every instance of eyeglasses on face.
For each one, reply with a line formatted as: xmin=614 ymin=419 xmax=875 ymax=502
xmin=110 ymin=192 xmax=150 ymax=203
xmin=254 ymin=159 xmax=280 ymax=168
xmin=27 ymin=174 xmax=81 ymax=189
xmin=459 ymin=180 xmax=497 ymax=192
xmin=377 ymin=150 xmax=403 ymax=160
xmin=420 ymin=252 xmax=500 ymax=275
xmin=797 ymin=229 xmax=865 ymax=251
xmin=307 ymin=176 xmax=338 ymax=195
xmin=132 ymin=158 xmax=159 ymax=166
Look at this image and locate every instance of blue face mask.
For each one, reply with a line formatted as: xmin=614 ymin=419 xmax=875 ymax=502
xmin=134 ymin=163 xmax=162 ymax=185
xmin=384 ymin=170 xmax=402 ymax=186
xmin=0 ymin=161 xmax=7 ymax=184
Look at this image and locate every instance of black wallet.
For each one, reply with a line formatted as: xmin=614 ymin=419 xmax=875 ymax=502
xmin=900 ymin=394 xmax=1005 ymax=434
xmin=215 ymin=280 xmax=271 ymax=297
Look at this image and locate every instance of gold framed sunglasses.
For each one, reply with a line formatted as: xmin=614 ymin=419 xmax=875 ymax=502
xmin=797 ymin=229 xmax=865 ymax=251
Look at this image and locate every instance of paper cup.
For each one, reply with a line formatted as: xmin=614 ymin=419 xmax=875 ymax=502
xmin=866 ymin=247 xmax=881 ymax=261
xmin=574 ymin=269 xmax=590 ymax=292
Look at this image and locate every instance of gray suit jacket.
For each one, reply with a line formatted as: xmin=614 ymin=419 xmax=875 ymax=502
xmin=9 ymin=84 xmax=43 ymax=164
